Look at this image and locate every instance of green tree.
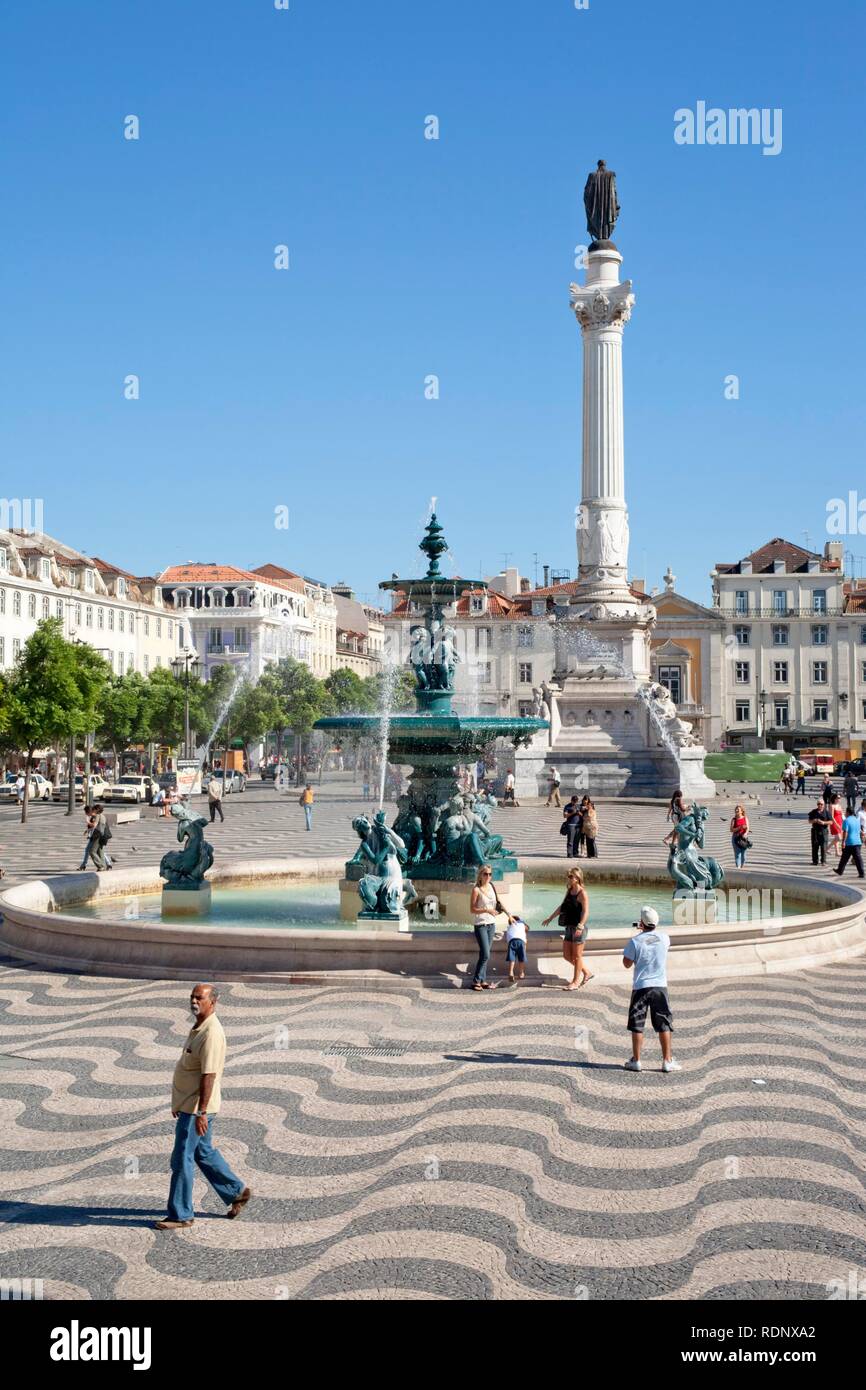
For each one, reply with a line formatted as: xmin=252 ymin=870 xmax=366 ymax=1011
xmin=6 ymin=620 xmax=109 ymax=823
xmin=227 ymin=680 xmax=285 ymax=773
xmin=258 ymin=658 xmax=326 ymax=767
xmin=142 ymin=667 xmax=188 ymax=750
xmin=323 ymin=667 xmax=375 ymax=715
xmin=96 ymin=672 xmax=149 ymax=774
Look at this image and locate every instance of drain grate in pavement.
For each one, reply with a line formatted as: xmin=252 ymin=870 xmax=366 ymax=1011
xmin=322 ymin=1041 xmax=408 ymax=1058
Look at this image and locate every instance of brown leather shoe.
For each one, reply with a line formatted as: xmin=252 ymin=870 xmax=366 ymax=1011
xmin=153 ymin=1218 xmax=194 ymax=1230
xmin=227 ymin=1186 xmax=251 ymax=1220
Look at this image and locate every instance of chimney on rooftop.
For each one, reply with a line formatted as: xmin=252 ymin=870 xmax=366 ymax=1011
xmin=542 ymin=565 xmax=550 ymax=587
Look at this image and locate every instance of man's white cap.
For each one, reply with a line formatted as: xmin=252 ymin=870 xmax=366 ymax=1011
xmin=639 ymin=906 xmax=660 ymax=928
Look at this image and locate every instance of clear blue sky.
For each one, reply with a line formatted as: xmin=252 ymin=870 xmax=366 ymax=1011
xmin=3 ymin=0 xmax=864 ymax=607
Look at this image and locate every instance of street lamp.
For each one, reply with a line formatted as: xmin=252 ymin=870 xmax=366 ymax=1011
xmin=170 ymin=649 xmax=202 ymax=759
xmin=759 ymin=688 xmax=768 ymax=750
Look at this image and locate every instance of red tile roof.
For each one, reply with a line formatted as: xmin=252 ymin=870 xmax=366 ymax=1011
xmin=716 ymin=537 xmax=838 ymax=574
xmin=160 ymin=563 xmax=298 ymax=593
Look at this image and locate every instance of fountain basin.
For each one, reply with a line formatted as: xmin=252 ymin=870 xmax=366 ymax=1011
xmin=1 ymin=858 xmax=863 ymax=986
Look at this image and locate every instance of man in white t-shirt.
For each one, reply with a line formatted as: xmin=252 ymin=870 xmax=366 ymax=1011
xmin=546 ymin=766 xmax=562 ymax=808
xmin=622 ymin=906 xmax=680 ymax=1073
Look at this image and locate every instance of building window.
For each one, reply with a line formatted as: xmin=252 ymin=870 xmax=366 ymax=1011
xmin=862 ymin=700 xmax=866 ymax=721
xmin=772 ymin=625 xmax=789 ymax=646
xmin=812 ymin=661 xmax=828 ymax=684
xmin=812 ymin=589 xmax=827 ymax=613
xmin=74 ymin=602 xmax=81 ymax=625
xmin=40 ymin=557 xmax=51 ymax=581
xmin=128 ymin=652 xmax=134 ymax=671
xmin=517 ymin=626 xmax=533 ymax=648
xmin=812 ymin=625 xmax=828 ymax=646
xmin=13 ymin=591 xmax=21 ymax=617
xmin=470 ymin=597 xmax=485 ymax=613
xmin=734 ymin=625 xmax=750 ymax=645
xmin=97 ymin=607 xmax=104 ymax=629
xmin=41 ymin=596 xmax=50 ymax=618
xmin=235 ymin=627 xmax=249 ymax=650
xmin=156 ymin=617 xmax=162 ymax=637
xmin=862 ymin=661 xmax=866 ymax=684
xmin=108 ymin=609 xmax=114 ymax=630
xmin=85 ymin=606 xmax=93 ymax=628
xmin=117 ymin=652 xmax=124 ymax=675
xmin=144 ymin=654 xmax=149 ymax=674
xmin=84 ymin=569 xmax=94 ymax=591
xmin=143 ymin=615 xmax=149 ymax=636
xmin=861 ymin=626 xmax=866 ymax=646
xmin=474 ymin=628 xmax=491 ymax=651
xmin=772 ymin=589 xmax=787 ymax=615
xmin=735 ymin=700 xmax=751 ymax=723
xmin=56 ymin=599 xmax=63 ymax=619
xmin=28 ymin=593 xmax=37 ymax=619
xmin=518 ymin=662 xmax=533 ymax=683
xmin=209 ymin=627 xmax=221 ymax=652
xmin=117 ymin=577 xmax=126 ymax=597
xmin=813 ymin=701 xmax=829 ymax=722
xmin=734 ymin=662 xmax=750 ymax=685
xmin=773 ymin=701 xmax=789 ymax=728
xmin=0 ymin=590 xmax=5 ymax=614
xmin=478 ymin=662 xmax=492 ymax=684
xmin=13 ymin=638 xmax=21 ymax=660
xmin=0 ymin=550 xmax=6 ymax=572
xmin=658 ymin=666 xmax=682 ymax=702
xmin=735 ymin=590 xmax=749 ymax=615
xmin=773 ymin=661 xmax=788 ymax=683
xmin=0 ymin=637 xmax=4 ymax=665
xmin=118 ymin=611 xmax=125 ymax=633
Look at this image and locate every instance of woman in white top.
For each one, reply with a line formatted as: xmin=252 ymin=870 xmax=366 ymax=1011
xmin=470 ymin=864 xmax=511 ymax=991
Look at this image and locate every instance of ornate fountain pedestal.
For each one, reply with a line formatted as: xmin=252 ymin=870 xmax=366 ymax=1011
xmin=162 ymin=884 xmax=212 ymax=917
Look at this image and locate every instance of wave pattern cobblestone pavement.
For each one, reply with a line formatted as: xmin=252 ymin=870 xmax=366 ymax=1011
xmin=0 ymin=778 xmax=864 ymax=1300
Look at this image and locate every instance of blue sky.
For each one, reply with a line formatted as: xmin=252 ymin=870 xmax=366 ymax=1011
xmin=3 ymin=0 xmax=864 ymax=607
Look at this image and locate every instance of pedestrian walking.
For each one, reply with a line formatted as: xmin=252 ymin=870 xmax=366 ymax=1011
xmin=796 ymin=765 xmax=807 ymax=796
xmin=153 ymin=984 xmax=251 ymax=1230
xmin=299 ymin=782 xmax=314 ymax=830
xmin=667 ymin=789 xmax=686 ymax=824
xmin=623 ymin=906 xmax=679 ymax=1073
xmin=207 ymin=773 xmax=225 ymax=823
xmin=469 ymin=864 xmax=510 ymax=991
xmin=844 ymin=771 xmax=860 ymax=816
xmin=582 ymin=799 xmax=599 ymax=858
xmin=808 ymin=798 xmax=832 ymax=866
xmin=820 ymin=773 xmax=834 ymax=804
xmin=859 ymin=797 xmax=866 ymax=845
xmin=503 ymin=769 xmax=519 ymax=806
xmin=546 ymin=766 xmax=562 ymax=807
xmin=835 ymin=808 xmax=865 ymax=879
xmin=505 ymin=913 xmax=529 ymax=984
xmin=79 ymin=803 xmax=113 ymax=870
xmin=730 ymin=803 xmax=750 ymax=869
xmin=541 ymin=866 xmax=592 ymax=990
xmin=15 ymin=773 xmax=25 ymax=805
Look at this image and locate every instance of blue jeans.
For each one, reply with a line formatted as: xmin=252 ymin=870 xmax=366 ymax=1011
xmin=166 ymin=1113 xmax=244 ymax=1222
xmin=732 ymin=835 xmax=746 ymax=869
xmin=472 ymin=923 xmax=495 ymax=983
xmin=303 ymin=804 xmax=312 ymax=830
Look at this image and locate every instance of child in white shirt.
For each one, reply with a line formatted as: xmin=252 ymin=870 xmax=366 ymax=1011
xmin=505 ymin=915 xmax=529 ymax=983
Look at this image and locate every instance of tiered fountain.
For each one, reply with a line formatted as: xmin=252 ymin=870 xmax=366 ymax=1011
xmin=315 ymin=513 xmax=547 ymax=925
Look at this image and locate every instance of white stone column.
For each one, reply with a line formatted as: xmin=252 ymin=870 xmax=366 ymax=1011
xmin=570 ymin=247 xmax=635 ymax=598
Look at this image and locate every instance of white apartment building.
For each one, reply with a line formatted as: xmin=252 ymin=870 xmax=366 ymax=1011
xmin=0 ymin=529 xmax=180 ymax=675
xmin=159 ymin=564 xmax=314 ymax=680
xmin=712 ymin=537 xmax=866 ymax=752
xmin=251 ymin=564 xmax=339 ymax=679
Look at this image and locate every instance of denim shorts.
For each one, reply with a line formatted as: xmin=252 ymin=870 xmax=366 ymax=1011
xmin=506 ymin=939 xmax=526 ymax=963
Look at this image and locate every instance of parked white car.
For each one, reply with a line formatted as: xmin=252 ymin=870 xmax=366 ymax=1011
xmin=0 ymin=773 xmax=53 ymax=801
xmin=202 ymin=769 xmax=247 ymax=794
xmin=52 ymin=774 xmax=111 ymax=804
xmin=104 ymin=775 xmax=155 ymax=804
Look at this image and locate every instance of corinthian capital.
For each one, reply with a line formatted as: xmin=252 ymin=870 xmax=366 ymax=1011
xmin=569 ymin=281 xmax=635 ymax=330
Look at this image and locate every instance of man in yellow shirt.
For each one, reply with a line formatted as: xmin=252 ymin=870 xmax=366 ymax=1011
xmin=300 ymin=782 xmax=314 ymax=831
xmin=153 ymin=983 xmax=251 ymax=1230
